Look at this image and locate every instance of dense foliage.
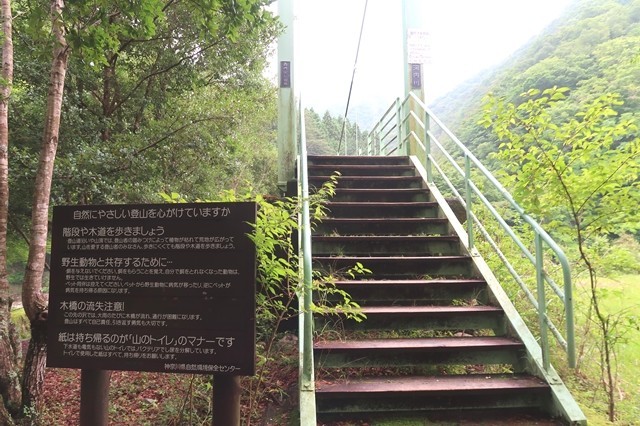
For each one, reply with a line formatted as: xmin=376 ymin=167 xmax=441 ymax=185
xmin=9 ymin=0 xmax=280 ymax=233
xmin=482 ymin=87 xmax=640 ymax=420
xmin=0 ymin=1 xmax=281 ymax=422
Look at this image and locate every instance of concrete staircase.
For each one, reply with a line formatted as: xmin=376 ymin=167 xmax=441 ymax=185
xmin=308 ymin=155 xmax=575 ymax=425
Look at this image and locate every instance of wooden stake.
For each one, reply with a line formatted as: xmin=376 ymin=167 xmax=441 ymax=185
xmin=80 ymin=369 xmax=110 ymax=426
xmin=212 ymin=375 xmax=241 ymax=426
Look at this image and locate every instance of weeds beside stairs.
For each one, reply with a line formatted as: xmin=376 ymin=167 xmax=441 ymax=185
xmin=306 ymin=155 xmax=585 ymax=425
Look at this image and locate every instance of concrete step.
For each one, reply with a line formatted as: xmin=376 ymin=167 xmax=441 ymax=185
xmin=308 ymin=155 xmax=411 ymax=166
xmin=310 ymin=175 xmax=425 ymax=189
xmin=316 ymin=374 xmax=550 ymax=415
xmin=313 ymin=255 xmax=475 ymax=279
xmin=323 ymin=201 xmax=439 ymax=218
xmin=320 ymin=278 xmax=487 ymax=305
xmin=317 ymin=305 xmax=505 ymax=332
xmin=309 ymin=164 xmax=416 ymax=177
xmin=330 ymin=188 xmax=430 ymax=202
xmin=315 ymin=217 xmax=450 ymax=236
xmin=315 ymin=336 xmax=525 ymax=369
xmin=313 ymin=235 xmax=461 ymax=256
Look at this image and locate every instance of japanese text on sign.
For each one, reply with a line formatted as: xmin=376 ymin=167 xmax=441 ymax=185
xmin=47 ymin=202 xmax=257 ymax=375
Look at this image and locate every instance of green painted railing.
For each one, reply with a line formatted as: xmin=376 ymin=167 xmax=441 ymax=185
xmin=297 ymin=99 xmax=317 ymax=423
xmin=367 ymin=93 xmax=576 ymax=370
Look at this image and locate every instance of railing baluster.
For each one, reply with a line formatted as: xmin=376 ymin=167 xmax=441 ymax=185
xmin=297 ymin=99 xmax=316 ymax=423
xmin=367 ymin=93 xmax=576 ymax=369
xmin=464 ymin=154 xmax=474 ymax=250
xmin=423 ymin=110 xmax=432 ymax=183
xmin=535 ymin=232 xmax=550 ymax=371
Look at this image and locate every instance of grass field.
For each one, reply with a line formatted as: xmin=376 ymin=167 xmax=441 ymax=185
xmin=572 ymin=274 xmax=640 ymax=425
xmin=600 ymin=274 xmax=640 ymax=424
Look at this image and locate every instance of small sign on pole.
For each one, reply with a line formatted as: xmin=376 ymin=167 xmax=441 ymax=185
xmin=407 ymin=29 xmax=431 ymax=64
xmin=410 ymin=64 xmax=422 ymax=89
xmin=280 ymin=61 xmax=291 ymax=88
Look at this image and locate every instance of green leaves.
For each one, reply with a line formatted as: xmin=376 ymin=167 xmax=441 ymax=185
xmin=160 ymin=176 xmax=362 ymax=339
xmin=482 ymin=88 xmax=640 ymax=239
xmin=483 ymin=86 xmax=640 ymax=421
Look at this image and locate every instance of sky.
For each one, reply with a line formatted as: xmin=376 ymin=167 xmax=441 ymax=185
xmin=277 ymin=0 xmax=574 ymax=120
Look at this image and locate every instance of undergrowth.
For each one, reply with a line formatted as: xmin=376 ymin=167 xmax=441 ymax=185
xmin=160 ymin=176 xmax=365 ymax=425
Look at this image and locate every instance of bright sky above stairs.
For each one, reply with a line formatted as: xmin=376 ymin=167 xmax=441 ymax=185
xmin=285 ymin=0 xmax=572 ymax=113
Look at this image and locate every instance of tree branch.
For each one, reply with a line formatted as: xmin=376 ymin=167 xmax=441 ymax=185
xmin=576 ymin=151 xmax=639 ymax=216
xmin=110 ymin=39 xmax=225 ymax=116
xmin=102 ymin=115 xmax=231 ymax=176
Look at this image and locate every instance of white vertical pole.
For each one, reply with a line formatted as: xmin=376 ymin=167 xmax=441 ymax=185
xmin=277 ymin=0 xmax=296 ymax=191
xmin=402 ymin=0 xmax=426 ymax=102
xmin=402 ymin=0 xmax=427 ymax=160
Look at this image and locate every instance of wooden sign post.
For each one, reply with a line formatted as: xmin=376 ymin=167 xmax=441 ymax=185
xmin=47 ymin=202 xmax=257 ymax=426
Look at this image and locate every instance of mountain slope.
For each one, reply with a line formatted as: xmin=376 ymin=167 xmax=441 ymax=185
xmin=430 ymin=0 xmax=640 ymax=157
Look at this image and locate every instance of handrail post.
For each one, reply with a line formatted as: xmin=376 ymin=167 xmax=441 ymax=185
xmin=535 ymin=232 xmax=550 ymax=371
xmin=277 ymin=0 xmax=296 ymax=191
xmin=464 ymin=155 xmax=474 ymax=250
xmin=564 ymin=266 xmax=576 ymax=368
xmin=296 ymin=99 xmax=316 ymax=424
xmin=301 ymin=196 xmax=314 ymax=386
xmin=404 ymin=100 xmax=411 ymax=156
xmin=423 ymin=110 xmax=432 ymax=183
xmin=395 ymin=98 xmax=402 ymax=156
xmin=299 ymin=104 xmax=314 ymax=386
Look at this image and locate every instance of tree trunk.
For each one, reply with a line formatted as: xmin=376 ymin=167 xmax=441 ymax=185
xmin=0 ymin=0 xmax=20 ymax=421
xmin=21 ymin=0 xmax=69 ymax=413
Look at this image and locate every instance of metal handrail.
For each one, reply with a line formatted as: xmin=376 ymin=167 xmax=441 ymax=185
xmin=297 ymin=99 xmax=316 ymax=418
xmin=368 ymin=92 xmax=576 ymax=370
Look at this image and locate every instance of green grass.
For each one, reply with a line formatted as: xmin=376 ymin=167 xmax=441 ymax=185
xmin=10 ymin=307 xmax=30 ymax=339
xmin=10 ymin=307 xmax=24 ymax=322
xmin=571 ymin=274 xmax=640 ymax=424
xmin=599 ymin=274 xmax=640 ymax=423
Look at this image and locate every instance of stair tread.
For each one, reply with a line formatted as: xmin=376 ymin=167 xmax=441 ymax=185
xmin=314 ymin=255 xmax=469 ymax=261
xmin=334 ymin=187 xmax=424 ymax=191
xmin=333 ymin=279 xmax=485 ymax=285
xmin=359 ymin=306 xmax=502 ymax=314
xmin=310 ymin=165 xmax=414 ymax=170
xmin=325 ymin=201 xmax=437 ymax=207
xmin=316 ymin=374 xmax=548 ymax=394
xmin=315 ymin=336 xmax=523 ymax=351
xmin=333 ymin=188 xmax=427 ymax=193
xmin=309 ymin=155 xmax=409 ymax=161
xmin=320 ymin=217 xmax=445 ymax=222
xmin=313 ymin=235 xmax=459 ymax=241
xmin=309 ymin=175 xmax=423 ymax=179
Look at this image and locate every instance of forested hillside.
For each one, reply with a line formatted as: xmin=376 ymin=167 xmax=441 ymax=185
xmin=428 ymin=0 xmax=640 ymax=423
xmin=305 ymin=108 xmax=368 ymax=155
xmin=431 ymin=0 xmax=640 ymax=160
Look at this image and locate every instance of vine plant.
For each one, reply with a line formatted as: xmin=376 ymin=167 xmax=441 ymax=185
xmin=161 ymin=174 xmax=366 ymax=424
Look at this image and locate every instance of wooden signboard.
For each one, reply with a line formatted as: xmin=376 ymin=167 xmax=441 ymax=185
xmin=47 ymin=202 xmax=257 ymax=376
